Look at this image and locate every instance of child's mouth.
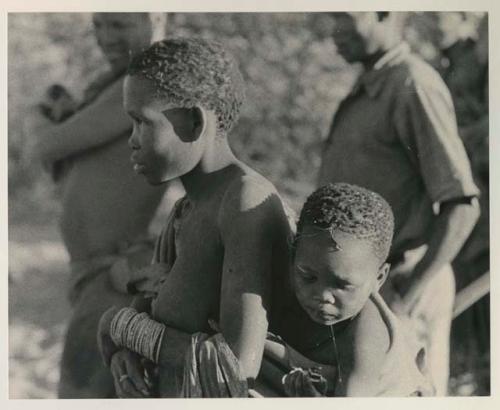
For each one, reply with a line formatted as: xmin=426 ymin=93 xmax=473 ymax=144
xmin=300 ymin=299 xmax=339 ymax=324
xmin=308 ymin=307 xmax=338 ymax=324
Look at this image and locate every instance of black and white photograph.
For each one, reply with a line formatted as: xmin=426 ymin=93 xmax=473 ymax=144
xmin=4 ymin=0 xmax=495 ymax=403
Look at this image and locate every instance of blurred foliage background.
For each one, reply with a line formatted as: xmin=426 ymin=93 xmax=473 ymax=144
xmin=8 ymin=12 xmax=489 ymax=397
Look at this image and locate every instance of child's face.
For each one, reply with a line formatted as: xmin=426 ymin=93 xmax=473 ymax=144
xmin=124 ymin=75 xmax=207 ymax=185
xmin=293 ymin=225 xmax=388 ymax=326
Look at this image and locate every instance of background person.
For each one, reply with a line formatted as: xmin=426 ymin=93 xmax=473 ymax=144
xmin=29 ymin=13 xmax=172 ymax=398
xmin=317 ymin=12 xmax=480 ymax=395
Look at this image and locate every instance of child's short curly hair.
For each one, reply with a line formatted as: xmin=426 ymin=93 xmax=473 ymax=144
xmin=127 ymin=37 xmax=245 ymax=135
xmin=296 ymin=183 xmax=395 ymax=261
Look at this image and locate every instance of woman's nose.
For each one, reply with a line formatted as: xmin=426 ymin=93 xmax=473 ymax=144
xmin=128 ymin=130 xmax=139 ymax=150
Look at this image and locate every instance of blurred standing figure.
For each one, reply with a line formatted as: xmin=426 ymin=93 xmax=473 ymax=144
xmin=440 ymin=14 xmax=489 ymax=355
xmin=318 ymin=12 xmax=480 ymax=395
xmin=30 ymin=13 xmax=169 ymax=398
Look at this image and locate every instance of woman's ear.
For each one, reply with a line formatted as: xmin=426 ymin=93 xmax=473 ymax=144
xmin=191 ymin=105 xmax=207 ymax=142
xmin=162 ymin=106 xmax=207 ymax=143
xmin=375 ymin=262 xmax=390 ymax=291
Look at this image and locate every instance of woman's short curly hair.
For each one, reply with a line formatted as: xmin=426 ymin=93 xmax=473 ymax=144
xmin=296 ymin=183 xmax=395 ymax=261
xmin=127 ymin=37 xmax=245 ymax=135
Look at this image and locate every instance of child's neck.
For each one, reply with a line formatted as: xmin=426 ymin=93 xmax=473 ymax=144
xmin=181 ymin=136 xmax=239 ymax=201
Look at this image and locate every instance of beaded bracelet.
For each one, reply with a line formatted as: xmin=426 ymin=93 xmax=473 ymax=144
xmin=109 ymin=307 xmax=166 ymax=364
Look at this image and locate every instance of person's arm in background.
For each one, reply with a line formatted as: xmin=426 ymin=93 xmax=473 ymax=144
xmin=30 ymin=77 xmax=131 ymax=166
xmin=392 ymin=72 xmax=480 ymax=313
xmin=393 ymin=197 xmax=479 ymax=311
xmin=459 ymin=115 xmax=489 ymax=156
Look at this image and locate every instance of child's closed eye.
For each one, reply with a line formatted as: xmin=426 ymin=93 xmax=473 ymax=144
xmin=300 ymin=274 xmax=317 ymax=284
xmin=296 ymin=267 xmax=317 ymax=283
xmin=337 ymin=281 xmax=356 ymax=291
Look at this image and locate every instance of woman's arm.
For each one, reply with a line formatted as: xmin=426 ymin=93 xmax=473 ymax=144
xmin=32 ymin=77 xmax=131 ymax=164
xmin=216 ymin=178 xmax=289 ymax=379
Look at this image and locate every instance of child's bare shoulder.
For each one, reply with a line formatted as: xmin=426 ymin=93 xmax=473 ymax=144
xmin=350 ymin=298 xmax=391 ymax=365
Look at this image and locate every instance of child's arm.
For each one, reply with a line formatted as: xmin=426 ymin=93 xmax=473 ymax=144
xmin=30 ymin=77 xmax=131 ymax=165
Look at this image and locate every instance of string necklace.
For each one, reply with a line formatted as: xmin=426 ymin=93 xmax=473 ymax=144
xmin=329 ymin=324 xmax=343 ymax=386
xmin=300 ymin=321 xmax=344 ymax=388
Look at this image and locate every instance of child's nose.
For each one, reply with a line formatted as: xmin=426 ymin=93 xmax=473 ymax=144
xmin=319 ymin=289 xmax=336 ymax=305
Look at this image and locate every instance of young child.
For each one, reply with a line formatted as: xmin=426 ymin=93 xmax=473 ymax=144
xmin=258 ymin=183 xmax=434 ymax=397
xmin=97 ymin=38 xmax=291 ymax=398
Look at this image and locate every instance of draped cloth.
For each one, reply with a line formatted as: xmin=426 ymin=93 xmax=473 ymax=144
xmin=368 ymin=293 xmax=435 ymax=396
xmin=181 ymin=333 xmax=249 ymax=398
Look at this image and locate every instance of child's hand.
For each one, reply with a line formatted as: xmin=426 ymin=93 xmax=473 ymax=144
xmin=282 ymin=368 xmax=326 ymax=397
xmin=97 ymin=306 xmax=120 ymax=366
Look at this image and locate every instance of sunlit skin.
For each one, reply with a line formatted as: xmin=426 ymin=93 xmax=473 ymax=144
xmin=101 ymin=72 xmax=291 ymax=397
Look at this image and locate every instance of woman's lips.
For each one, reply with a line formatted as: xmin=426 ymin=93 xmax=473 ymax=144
xmin=133 ymin=163 xmax=146 ymax=174
xmin=131 ymin=154 xmax=146 ymax=174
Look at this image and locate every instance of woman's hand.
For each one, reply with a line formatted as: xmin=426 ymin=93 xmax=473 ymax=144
xmin=97 ymin=306 xmax=120 ymax=366
xmin=110 ymin=349 xmax=151 ymax=398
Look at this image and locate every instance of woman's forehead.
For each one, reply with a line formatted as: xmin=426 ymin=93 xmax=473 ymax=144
xmin=124 ymin=75 xmax=184 ymax=112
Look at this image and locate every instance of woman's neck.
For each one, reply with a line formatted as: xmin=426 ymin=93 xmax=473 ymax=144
xmin=180 ymin=137 xmax=239 ymax=200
